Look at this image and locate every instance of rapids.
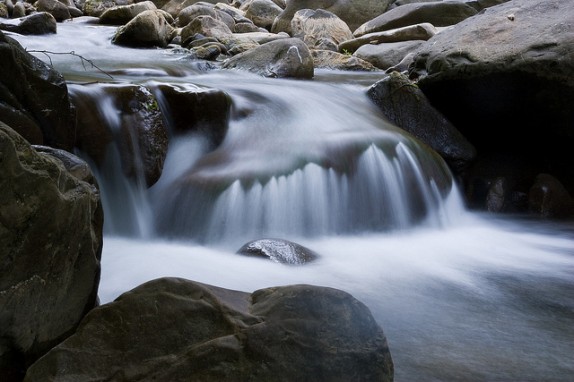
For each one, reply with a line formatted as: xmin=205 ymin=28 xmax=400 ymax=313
xmin=8 ymin=17 xmax=574 ymax=382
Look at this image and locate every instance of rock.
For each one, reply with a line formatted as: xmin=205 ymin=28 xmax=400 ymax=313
xmin=529 ymin=174 xmax=574 ymax=219
xmin=411 ymin=0 xmax=574 ymax=199
xmin=176 ymin=2 xmax=235 ymax=28
xmin=11 ymin=2 xmax=27 ymax=18
xmin=33 ymin=145 xmax=98 ymax=184
xmin=354 ymin=39 xmax=425 ymax=70
xmin=237 ymin=238 xmax=319 ymax=264
xmin=150 ymin=83 xmax=231 ymax=147
xmin=271 ymin=0 xmax=393 ymax=34
xmin=291 ymin=8 xmax=353 ymax=51
xmin=161 ymin=0 xmax=220 ymax=18
xmin=112 ymin=9 xmax=175 ymax=47
xmin=0 ymin=11 xmax=57 ymax=35
xmin=243 ymin=0 xmax=282 ymax=29
xmin=34 ymin=0 xmax=71 ymax=21
xmin=354 ymin=0 xmax=478 ymax=37
xmin=0 ymin=2 xmax=8 ymax=17
xmin=24 ymin=278 xmax=393 ymax=382
xmin=222 ymin=37 xmax=314 ymax=78
xmin=180 ymin=14 xmax=232 ymax=45
xmin=83 ymin=0 xmax=134 ymax=17
xmin=339 ymin=22 xmax=436 ymax=54
xmin=99 ymin=1 xmax=157 ymax=25
xmin=0 ymin=31 xmax=74 ymax=149
xmin=312 ymin=49 xmax=378 ymax=71
xmin=366 ymin=71 xmax=476 ymax=173
xmin=0 ymin=122 xmax=102 ymax=381
xmin=69 ymin=83 xmax=168 ymax=187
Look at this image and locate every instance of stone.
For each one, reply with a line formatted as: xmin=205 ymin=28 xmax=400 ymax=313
xmin=112 ymin=9 xmax=175 ymax=47
xmin=312 ymin=49 xmax=378 ymax=71
xmin=83 ymin=0 xmax=134 ymax=17
xmin=0 ymin=122 xmax=102 ymax=381
xmin=175 ymin=2 xmax=235 ymax=28
xmin=222 ymin=37 xmax=314 ymax=78
xmin=354 ymin=39 xmax=425 ymax=70
xmin=243 ymin=0 xmax=282 ymax=29
xmin=529 ymin=174 xmax=574 ymax=219
xmin=34 ymin=0 xmax=71 ymax=21
xmin=24 ymin=278 xmax=394 ymax=382
xmin=180 ymin=14 xmax=232 ymax=45
xmin=99 ymin=0 xmax=157 ymax=25
xmin=237 ymin=238 xmax=319 ymax=264
xmin=291 ymin=8 xmax=353 ymax=51
xmin=0 ymin=11 xmax=57 ymax=35
xmin=367 ymin=71 xmax=476 ymax=173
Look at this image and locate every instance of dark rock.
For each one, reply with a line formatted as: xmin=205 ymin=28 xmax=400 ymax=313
xmin=0 ymin=31 xmax=75 ymax=150
xmin=222 ymin=37 xmax=314 ymax=79
xmin=237 ymin=238 xmax=319 ymax=264
xmin=70 ymin=83 xmax=168 ymax=187
xmin=24 ymin=278 xmax=393 ymax=382
xmin=355 ymin=39 xmax=425 ymax=70
xmin=0 ymin=122 xmax=102 ymax=380
xmin=411 ymin=0 xmax=574 ymax=199
xmin=529 ymin=174 xmax=574 ymax=219
xmin=99 ymin=0 xmax=157 ymax=25
xmin=34 ymin=0 xmax=72 ymax=21
xmin=0 ymin=11 xmax=56 ymax=35
xmin=367 ymin=71 xmax=476 ymax=173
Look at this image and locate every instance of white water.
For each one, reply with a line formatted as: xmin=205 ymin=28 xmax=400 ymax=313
xmin=9 ymin=18 xmax=574 ymax=382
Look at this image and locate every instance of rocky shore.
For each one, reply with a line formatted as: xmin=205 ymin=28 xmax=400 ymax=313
xmin=1 ymin=0 xmax=573 ymax=380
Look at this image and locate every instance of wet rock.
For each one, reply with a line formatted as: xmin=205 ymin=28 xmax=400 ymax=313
xmin=161 ymin=0 xmax=221 ymax=18
xmin=180 ymin=14 xmax=232 ymax=45
xmin=291 ymin=8 xmax=353 ymax=51
xmin=529 ymin=174 xmax=574 ymax=219
xmin=99 ymin=0 xmax=157 ymax=25
xmin=237 ymin=238 xmax=319 ymax=264
xmin=367 ymin=71 xmax=476 ymax=173
xmin=70 ymin=83 xmax=168 ymax=187
xmin=411 ymin=0 xmax=574 ymax=201
xmin=222 ymin=37 xmax=314 ymax=78
xmin=0 ymin=122 xmax=102 ymax=381
xmin=176 ymin=2 xmax=235 ymax=29
xmin=24 ymin=278 xmax=394 ymax=382
xmin=354 ymin=0 xmax=478 ymax=37
xmin=112 ymin=9 xmax=175 ymax=47
xmin=33 ymin=145 xmax=98 ymax=184
xmin=242 ymin=0 xmax=282 ymax=30
xmin=0 ymin=11 xmax=57 ymax=34
xmin=0 ymin=30 xmax=74 ymax=149
xmin=83 ymin=0 xmax=134 ymax=17
xmin=272 ymin=0 xmax=393 ymax=34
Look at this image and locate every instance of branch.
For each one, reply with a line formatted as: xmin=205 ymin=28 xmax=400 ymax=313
xmin=26 ymin=49 xmax=114 ymax=80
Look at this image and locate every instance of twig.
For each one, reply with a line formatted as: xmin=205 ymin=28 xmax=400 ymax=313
xmin=26 ymin=49 xmax=114 ymax=80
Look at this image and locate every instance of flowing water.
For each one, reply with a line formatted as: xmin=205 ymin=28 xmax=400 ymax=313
xmin=9 ymin=18 xmax=574 ymax=381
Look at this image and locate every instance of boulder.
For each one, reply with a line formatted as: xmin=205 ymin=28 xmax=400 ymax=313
xmin=69 ymin=83 xmax=168 ymax=187
xmin=243 ymin=0 xmax=283 ymax=29
xmin=410 ymin=0 xmax=574 ymax=200
xmin=0 ymin=11 xmax=57 ymax=35
xmin=34 ymin=0 xmax=71 ymax=21
xmin=339 ymin=22 xmax=436 ymax=54
xmin=0 ymin=31 xmax=74 ymax=149
xmin=180 ymin=14 xmax=232 ymax=45
xmin=175 ymin=2 xmax=235 ymax=28
xmin=24 ymin=278 xmax=394 ymax=382
xmin=271 ymin=0 xmax=393 ymax=34
xmin=291 ymin=8 xmax=353 ymax=51
xmin=237 ymin=238 xmax=319 ymax=264
xmin=529 ymin=174 xmax=574 ymax=219
xmin=354 ymin=0 xmax=478 ymax=37
xmin=0 ymin=122 xmax=102 ymax=381
xmin=83 ymin=0 xmax=134 ymax=17
xmin=99 ymin=0 xmax=157 ymax=25
xmin=161 ymin=0 xmax=220 ymax=18
xmin=112 ymin=9 xmax=175 ymax=47
xmin=222 ymin=37 xmax=314 ymax=78
xmin=367 ymin=71 xmax=476 ymax=173
xmin=354 ymin=39 xmax=425 ymax=70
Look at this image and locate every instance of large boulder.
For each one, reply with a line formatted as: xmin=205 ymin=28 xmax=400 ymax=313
xmin=0 ymin=122 xmax=102 ymax=381
xmin=367 ymin=71 xmax=476 ymax=173
xmin=222 ymin=37 xmax=314 ymax=78
xmin=99 ymin=0 xmax=157 ymax=25
xmin=83 ymin=0 xmax=134 ymax=17
xmin=353 ymin=0 xmax=478 ymax=37
xmin=0 ymin=31 xmax=74 ymax=150
xmin=410 ymin=0 xmax=574 ymax=205
xmin=242 ymin=0 xmax=283 ymax=29
xmin=271 ymin=0 xmax=393 ymax=34
xmin=175 ymin=2 xmax=235 ymax=28
xmin=112 ymin=9 xmax=175 ymax=47
xmin=0 ymin=12 xmax=57 ymax=35
xmin=354 ymin=39 xmax=425 ymax=70
xmin=34 ymin=0 xmax=71 ymax=21
xmin=24 ymin=278 xmax=394 ymax=382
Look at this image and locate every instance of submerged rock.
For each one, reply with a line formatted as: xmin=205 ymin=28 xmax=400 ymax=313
xmin=0 ymin=122 xmax=102 ymax=381
xmin=24 ymin=278 xmax=394 ymax=381
xmin=237 ymin=238 xmax=319 ymax=264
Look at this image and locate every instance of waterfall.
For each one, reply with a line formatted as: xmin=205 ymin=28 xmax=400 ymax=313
xmin=67 ymin=74 xmax=466 ymax=245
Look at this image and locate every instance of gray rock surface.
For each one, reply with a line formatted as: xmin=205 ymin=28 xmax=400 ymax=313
xmin=237 ymin=238 xmax=319 ymax=264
